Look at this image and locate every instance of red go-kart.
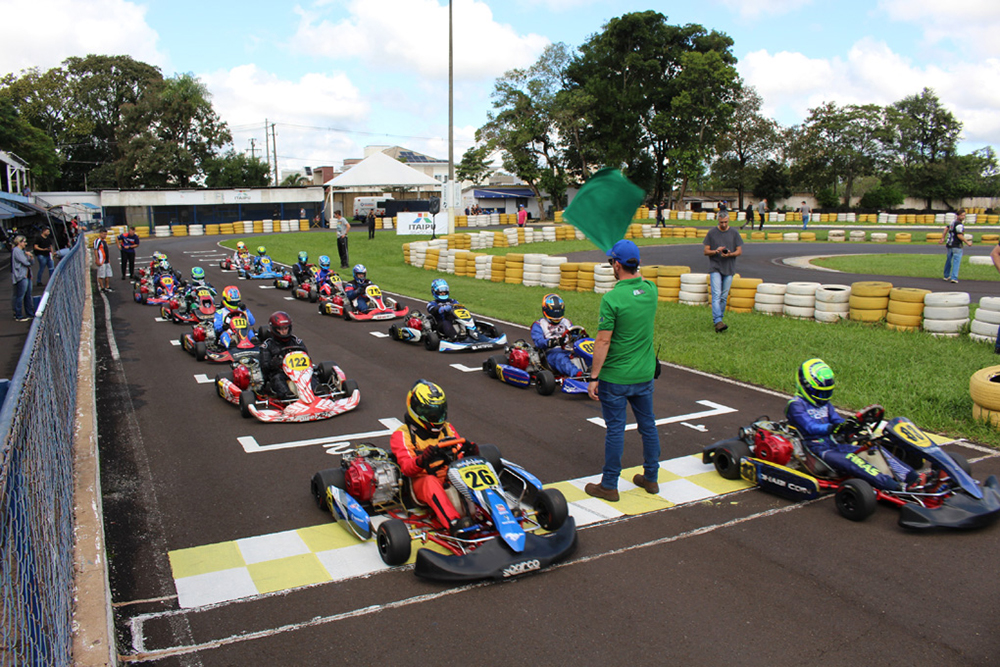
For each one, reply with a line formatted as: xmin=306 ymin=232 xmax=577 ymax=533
xmin=318 ymin=284 xmax=409 ymax=321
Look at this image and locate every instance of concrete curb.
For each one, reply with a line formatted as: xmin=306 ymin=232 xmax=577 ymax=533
xmin=72 ymin=261 xmax=117 ymax=665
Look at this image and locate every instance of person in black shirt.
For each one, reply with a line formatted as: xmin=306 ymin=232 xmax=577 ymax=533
xmin=33 ymin=228 xmax=54 ymax=286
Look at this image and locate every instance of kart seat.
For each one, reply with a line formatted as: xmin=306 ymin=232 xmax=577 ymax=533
xmin=788 ymin=425 xmax=841 ymax=478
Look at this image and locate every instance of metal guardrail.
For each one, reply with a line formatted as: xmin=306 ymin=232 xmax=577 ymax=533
xmin=0 ymin=238 xmax=85 ymax=666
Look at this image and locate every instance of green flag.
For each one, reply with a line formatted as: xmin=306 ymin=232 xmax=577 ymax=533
xmin=563 ymin=168 xmax=646 ymax=252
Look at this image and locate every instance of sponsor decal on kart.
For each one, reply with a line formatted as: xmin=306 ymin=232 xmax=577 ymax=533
xmin=502 ymin=559 xmax=541 ymax=578
xmin=846 ymin=452 xmax=884 ymax=478
xmin=889 ymin=418 xmax=934 ymax=449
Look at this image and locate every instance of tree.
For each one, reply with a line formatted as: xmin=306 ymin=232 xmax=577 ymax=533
xmin=754 ymin=159 xmax=792 ymax=208
xmin=456 ymin=144 xmax=492 ymax=185
xmin=204 ymin=151 xmax=270 ymax=188
xmin=280 ymin=173 xmax=308 ymax=187
xmin=0 ymin=98 xmax=61 ymax=189
xmin=711 ymin=86 xmax=780 ymax=208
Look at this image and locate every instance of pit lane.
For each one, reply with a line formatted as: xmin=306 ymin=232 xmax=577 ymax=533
xmin=97 ymin=234 xmax=1000 ymax=666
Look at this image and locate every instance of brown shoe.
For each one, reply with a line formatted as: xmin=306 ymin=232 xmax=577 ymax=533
xmin=584 ymin=482 xmax=619 ymax=502
xmin=714 ymin=321 xmax=728 ymax=332
xmin=632 ymin=474 xmax=659 ymax=494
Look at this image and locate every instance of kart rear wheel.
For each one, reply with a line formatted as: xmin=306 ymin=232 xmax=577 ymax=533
xmin=424 ymin=331 xmax=440 ymax=351
xmin=714 ymin=439 xmax=751 ymax=480
xmin=343 ymin=379 xmax=360 ymax=396
xmin=310 ymin=467 xmax=346 ymax=511
xmin=309 ymin=286 xmax=317 ymax=303
xmin=239 ymin=390 xmax=254 ymax=418
xmin=835 ymin=479 xmax=877 ymax=522
xmin=388 ymin=324 xmax=400 ymax=340
xmin=317 ymin=361 xmax=335 ymax=385
xmin=536 ymin=369 xmax=556 ymax=396
xmin=194 ymin=341 xmax=207 ymax=362
xmin=342 ymin=302 xmax=353 ymax=321
xmin=376 ymin=519 xmax=411 ymax=566
xmin=477 ymin=443 xmax=503 ymax=473
xmin=214 ymin=374 xmax=226 ymax=399
xmin=534 ymin=488 xmax=569 ymax=531
xmin=484 ymin=354 xmax=506 ymax=379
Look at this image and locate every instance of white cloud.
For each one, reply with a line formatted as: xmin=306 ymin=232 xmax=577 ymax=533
xmin=290 ymin=0 xmax=549 ymax=80
xmin=879 ymin=0 xmax=1000 ymax=58
xmin=0 ymin=0 xmax=167 ymax=76
xmin=716 ymin=0 xmax=813 ymax=19
xmin=740 ymin=38 xmax=1000 ymax=145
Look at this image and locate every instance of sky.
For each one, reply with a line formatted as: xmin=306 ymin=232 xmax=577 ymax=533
xmin=3 ymin=0 xmax=1000 ymax=177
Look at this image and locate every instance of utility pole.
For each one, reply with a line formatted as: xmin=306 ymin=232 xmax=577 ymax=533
xmin=249 ymin=138 xmax=257 ymax=159
xmin=264 ymin=119 xmax=271 ymax=185
xmin=271 ymin=123 xmax=279 ymax=186
xmin=447 ymin=0 xmax=456 ymax=234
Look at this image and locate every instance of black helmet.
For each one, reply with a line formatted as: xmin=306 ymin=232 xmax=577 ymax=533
xmin=269 ymin=311 xmax=293 ymax=343
xmin=406 ymin=379 xmax=447 ymax=434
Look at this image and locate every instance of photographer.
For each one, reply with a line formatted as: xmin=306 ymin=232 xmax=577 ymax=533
xmin=703 ymin=204 xmax=743 ymax=333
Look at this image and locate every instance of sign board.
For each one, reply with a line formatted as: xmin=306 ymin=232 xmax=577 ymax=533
xmin=395 ymin=212 xmax=448 ymax=235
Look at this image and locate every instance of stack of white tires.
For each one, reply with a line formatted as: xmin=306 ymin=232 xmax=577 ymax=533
xmin=522 ymin=254 xmax=545 ymax=287
xmin=828 ymin=230 xmax=846 ymax=242
xmin=784 ymin=282 xmax=820 ymax=319
xmin=970 ymin=296 xmax=1000 ymax=344
xmin=540 ymin=256 xmax=565 ymax=288
xmin=754 ymin=283 xmax=786 ymax=315
xmin=814 ymin=284 xmax=851 ymax=323
xmin=922 ymin=292 xmax=970 ymax=337
xmin=678 ymin=273 xmax=710 ymax=305
xmin=594 ymin=264 xmax=616 ymax=294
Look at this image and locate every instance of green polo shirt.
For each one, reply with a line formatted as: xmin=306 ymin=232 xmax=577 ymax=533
xmin=597 ymin=276 xmax=658 ymax=384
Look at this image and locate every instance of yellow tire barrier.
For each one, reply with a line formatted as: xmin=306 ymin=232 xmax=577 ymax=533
xmin=658 ymin=265 xmax=691 ymax=276
xmin=889 ymin=287 xmax=930 ymax=303
xmin=972 ymin=403 xmax=1000 ymax=427
xmin=731 ymin=277 xmax=762 ymax=290
xmin=849 ymin=308 xmax=886 ymax=322
xmin=894 ymin=233 xmax=911 ymax=243
xmin=887 ymin=300 xmax=925 ymax=317
xmin=969 ymin=366 xmax=1000 ymax=412
xmin=886 ymin=323 xmax=919 ymax=332
xmin=729 ymin=287 xmax=758 ymax=300
xmin=886 ymin=312 xmax=922 ymax=327
xmin=851 ymin=281 xmax=892 ymax=298
xmin=849 ymin=295 xmax=890 ymax=310
xmin=727 ymin=297 xmax=755 ymax=309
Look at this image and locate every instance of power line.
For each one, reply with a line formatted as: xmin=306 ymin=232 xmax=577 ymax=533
xmin=229 ymin=121 xmax=442 ymax=142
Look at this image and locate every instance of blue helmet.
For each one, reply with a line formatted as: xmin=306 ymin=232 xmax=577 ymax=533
xmin=319 ymin=255 xmax=331 ymax=269
xmin=353 ymin=264 xmax=367 ymax=282
xmin=191 ymin=266 xmax=205 ymax=281
xmin=431 ymin=279 xmax=450 ymax=301
xmin=298 ymin=251 xmax=308 ymax=264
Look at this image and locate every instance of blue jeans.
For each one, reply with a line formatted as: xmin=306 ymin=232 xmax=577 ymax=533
xmin=802 ymin=214 xmax=810 ymax=229
xmin=709 ymin=272 xmax=733 ymax=324
xmin=37 ymin=254 xmax=53 ymax=284
xmin=598 ymin=379 xmax=660 ymax=489
xmin=12 ymin=278 xmax=34 ymax=319
xmin=944 ymin=247 xmax=963 ymax=281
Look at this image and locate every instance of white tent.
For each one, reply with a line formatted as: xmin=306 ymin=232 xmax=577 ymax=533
xmin=323 ymin=151 xmax=441 ymax=189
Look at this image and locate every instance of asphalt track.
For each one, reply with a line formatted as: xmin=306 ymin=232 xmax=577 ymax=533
xmin=96 ymin=232 xmax=1000 ymax=666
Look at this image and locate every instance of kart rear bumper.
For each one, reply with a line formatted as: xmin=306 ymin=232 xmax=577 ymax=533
xmin=348 ymin=306 xmax=409 ymax=321
xmin=438 ymin=335 xmax=507 ymax=353
xmin=413 ymin=517 xmax=577 ymax=582
xmin=898 ymin=475 xmax=1000 ymax=530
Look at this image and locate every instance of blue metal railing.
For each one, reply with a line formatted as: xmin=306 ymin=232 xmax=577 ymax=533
xmin=0 ymin=237 xmax=85 ymax=666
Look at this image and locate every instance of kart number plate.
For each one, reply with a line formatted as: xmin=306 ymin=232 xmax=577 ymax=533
xmin=283 ymin=351 xmax=311 ymax=371
xmin=453 ymin=307 xmax=471 ymax=319
xmin=230 ymin=316 xmax=248 ymax=329
xmin=197 ymin=289 xmax=212 ymax=298
xmin=889 ymin=420 xmax=933 ymax=449
xmin=161 ymin=277 xmax=174 ymax=286
xmin=459 ymin=464 xmax=498 ymax=490
xmin=366 ymin=285 xmax=382 ymax=298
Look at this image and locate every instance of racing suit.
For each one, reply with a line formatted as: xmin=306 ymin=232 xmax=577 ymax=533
xmin=252 ymin=255 xmax=272 ymax=273
xmin=214 ymin=307 xmax=256 ymax=349
xmin=259 ymin=334 xmax=317 ymax=398
xmin=426 ymin=298 xmax=460 ymax=339
xmin=786 ymin=397 xmax=914 ymax=490
xmin=180 ymin=279 xmax=216 ymax=313
xmin=390 ymin=417 xmax=466 ymax=529
xmin=530 ymin=316 xmax=583 ymax=378
xmin=291 ymin=261 xmax=313 ymax=284
xmin=344 ymin=278 xmax=372 ymax=313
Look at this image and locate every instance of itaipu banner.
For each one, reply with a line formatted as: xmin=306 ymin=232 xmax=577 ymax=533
xmin=395 ymin=212 xmax=448 ymax=235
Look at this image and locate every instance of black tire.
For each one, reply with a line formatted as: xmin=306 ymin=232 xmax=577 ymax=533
xmin=194 ymin=341 xmax=207 ymax=362
xmin=947 ymin=451 xmax=972 ymax=476
xmin=534 ymin=488 xmax=569 ymax=531
xmin=160 ymin=305 xmax=170 ymax=319
xmin=179 ymin=333 xmax=188 ymax=352
xmin=484 ymin=354 xmax=506 ymax=379
xmin=713 ymin=439 xmax=751 ymax=480
xmin=343 ymin=378 xmax=360 ymax=397
xmin=239 ymin=390 xmax=254 ymax=418
xmin=290 ymin=276 xmax=298 ymax=289
xmin=214 ymin=374 xmax=226 ymax=399
xmin=309 ymin=286 xmax=317 ymax=303
xmin=376 ymin=518 xmax=411 ymax=566
xmin=317 ymin=361 xmax=335 ymax=385
xmin=536 ymin=369 xmax=556 ymax=396
xmin=318 ymin=302 xmax=327 ymax=315
xmin=835 ymin=479 xmax=877 ymax=522
xmin=140 ymin=293 xmax=148 ymax=305
xmin=342 ymin=301 xmax=353 ymax=321
xmin=310 ymin=467 xmax=346 ymax=512
xmin=388 ymin=324 xmax=400 ymax=340
xmin=477 ymin=443 xmax=503 ymax=473
xmin=424 ymin=331 xmax=440 ymax=351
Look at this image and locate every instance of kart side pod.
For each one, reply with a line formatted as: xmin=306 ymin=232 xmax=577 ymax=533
xmin=742 ymin=458 xmax=822 ymax=501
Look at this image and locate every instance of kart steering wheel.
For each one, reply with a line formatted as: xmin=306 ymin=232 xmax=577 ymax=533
xmin=856 ymin=404 xmax=885 ymax=427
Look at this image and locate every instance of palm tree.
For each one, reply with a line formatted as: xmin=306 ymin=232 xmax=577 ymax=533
xmin=281 ymin=173 xmax=308 ymax=187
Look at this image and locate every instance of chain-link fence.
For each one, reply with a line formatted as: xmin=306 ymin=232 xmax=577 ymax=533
xmin=0 ymin=239 xmax=85 ymax=666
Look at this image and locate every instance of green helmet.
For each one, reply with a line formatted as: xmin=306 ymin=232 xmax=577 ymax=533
xmin=797 ymin=358 xmax=835 ymax=406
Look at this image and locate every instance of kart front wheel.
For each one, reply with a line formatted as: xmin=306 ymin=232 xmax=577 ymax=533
xmin=478 ymin=443 xmax=503 ymax=474
xmin=342 ymin=379 xmax=360 ymax=397
xmin=534 ymin=488 xmax=569 ymax=531
xmin=536 ymin=369 xmax=556 ymax=396
xmin=239 ymin=390 xmax=254 ymax=418
xmin=214 ymin=374 xmax=226 ymax=399
xmin=484 ymin=354 xmax=506 ymax=379
xmin=946 ymin=451 xmax=972 ymax=476
xmin=309 ymin=286 xmax=317 ymax=303
xmin=310 ymin=467 xmax=346 ymax=512
xmin=342 ymin=302 xmax=353 ymax=321
xmin=714 ymin=439 xmax=751 ymax=480
xmin=376 ymin=519 xmax=411 ymax=566
xmin=317 ymin=361 xmax=335 ymax=385
xmin=424 ymin=331 xmax=440 ymax=351
xmin=194 ymin=341 xmax=207 ymax=362
xmin=835 ymin=479 xmax=877 ymax=522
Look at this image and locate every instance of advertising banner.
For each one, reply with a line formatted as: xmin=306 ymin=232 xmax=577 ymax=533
xmin=396 ymin=212 xmax=448 ymax=235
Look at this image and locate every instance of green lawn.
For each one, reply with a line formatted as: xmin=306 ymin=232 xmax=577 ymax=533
xmin=813 ymin=253 xmax=1000 ymax=281
xmin=220 ymin=231 xmax=1000 ymax=448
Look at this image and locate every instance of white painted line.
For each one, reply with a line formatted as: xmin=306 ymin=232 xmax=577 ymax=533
xmin=194 ymin=374 xmax=213 ymax=384
xmin=369 ymin=331 xmax=389 ymax=338
xmin=237 ymin=418 xmax=404 ymax=453
xmin=154 ymin=317 xmax=168 ymax=322
xmin=284 ymin=296 xmax=295 ymax=301
xmin=450 ymin=363 xmax=480 ymax=373
xmin=170 ymin=340 xmax=181 ymax=346
xmin=587 ymin=399 xmax=737 ymax=431
xmin=186 ymin=250 xmax=221 ymax=255
xmin=681 ymin=422 xmax=707 ymax=432
xmin=258 ymin=285 xmax=275 ymax=289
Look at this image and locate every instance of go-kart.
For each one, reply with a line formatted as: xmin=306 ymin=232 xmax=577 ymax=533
xmin=180 ymin=308 xmax=260 ymax=364
xmin=388 ymin=306 xmax=506 ymax=352
xmin=273 ymin=265 xmax=314 ymax=291
xmin=483 ymin=326 xmax=594 ymax=395
xmin=133 ymin=273 xmax=180 ymax=305
xmin=220 ymin=255 xmax=252 ymax=272
xmin=309 ymin=439 xmax=577 ymax=581
xmin=703 ymin=404 xmax=1000 ymax=530
xmin=216 ymin=346 xmax=360 ymax=423
xmin=239 ymin=256 xmax=284 ymax=280
xmin=318 ymin=283 xmax=409 ymax=321
xmin=160 ymin=287 xmax=217 ymax=324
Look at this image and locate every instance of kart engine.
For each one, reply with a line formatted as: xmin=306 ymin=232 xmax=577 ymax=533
xmin=753 ymin=426 xmax=794 ymax=466
xmin=343 ymin=446 xmax=401 ymax=506
xmin=508 ymin=345 xmax=530 ymax=370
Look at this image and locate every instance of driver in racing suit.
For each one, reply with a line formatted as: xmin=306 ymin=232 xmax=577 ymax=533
xmin=530 ymin=293 xmax=584 ymax=378
xmin=214 ymin=286 xmax=257 ymax=349
xmin=291 ymin=251 xmax=314 ymax=284
xmin=343 ymin=263 xmax=372 ymax=313
xmin=259 ymin=311 xmax=318 ymax=398
xmin=251 ymin=246 xmax=272 ymax=274
xmin=426 ymin=278 xmax=460 ymax=339
xmin=390 ymin=380 xmax=478 ymax=536
xmin=787 ymin=358 xmax=919 ymax=491
xmin=179 ymin=266 xmax=216 ymax=313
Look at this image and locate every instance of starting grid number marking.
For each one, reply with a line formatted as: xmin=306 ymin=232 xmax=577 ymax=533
xmin=194 ymin=374 xmax=213 ymax=384
xmin=170 ymin=340 xmax=181 ymax=346
xmin=369 ymin=331 xmax=389 ymax=338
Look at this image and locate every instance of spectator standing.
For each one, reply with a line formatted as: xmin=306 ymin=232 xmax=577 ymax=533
xmin=756 ymin=199 xmax=768 ymax=231
xmin=333 ymin=210 xmax=351 ymax=268
xmin=93 ymin=228 xmax=113 ymax=293
xmin=367 ymin=210 xmax=376 ymax=240
xmin=584 ymin=239 xmax=661 ymax=502
xmin=941 ymin=210 xmax=972 ymax=283
xmin=33 ymin=227 xmax=54 ymax=286
xmin=800 ymin=201 xmax=812 ymax=230
xmin=11 ymin=235 xmax=34 ymax=321
xmin=742 ymin=202 xmax=754 ymax=230
xmin=517 ymin=205 xmax=528 ymax=228
xmin=117 ymin=224 xmax=140 ymax=280
xmin=704 ymin=209 xmax=744 ymax=332
xmin=655 ymin=201 xmax=665 ymax=228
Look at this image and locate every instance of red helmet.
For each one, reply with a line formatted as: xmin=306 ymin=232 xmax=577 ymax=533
xmin=509 ymin=347 xmax=530 ymax=370
xmin=269 ymin=311 xmax=293 ymax=343
xmin=345 ymin=459 xmax=377 ymax=503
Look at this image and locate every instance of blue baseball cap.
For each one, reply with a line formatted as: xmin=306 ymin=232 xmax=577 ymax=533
xmin=607 ymin=239 xmax=640 ymax=268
